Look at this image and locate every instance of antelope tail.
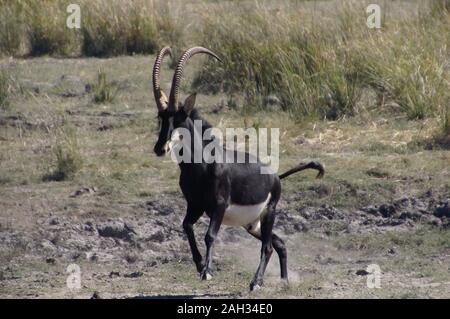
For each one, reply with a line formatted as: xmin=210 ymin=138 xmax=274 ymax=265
xmin=279 ymin=161 xmax=325 ymax=180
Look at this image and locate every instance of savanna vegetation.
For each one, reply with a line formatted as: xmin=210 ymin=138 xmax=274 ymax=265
xmin=1 ymin=0 xmax=449 ymax=136
xmin=1 ymin=0 xmax=449 ymax=298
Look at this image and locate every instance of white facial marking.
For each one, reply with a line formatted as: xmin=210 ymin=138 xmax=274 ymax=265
xmin=222 ymin=195 xmax=271 ymax=227
xmin=165 ymin=128 xmax=183 ymax=154
xmin=162 ymin=117 xmax=175 ymax=155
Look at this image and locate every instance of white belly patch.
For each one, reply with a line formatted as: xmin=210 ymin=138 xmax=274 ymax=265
xmin=222 ymin=195 xmax=271 ymax=227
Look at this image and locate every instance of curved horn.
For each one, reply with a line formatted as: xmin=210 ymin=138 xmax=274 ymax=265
xmin=168 ymin=47 xmax=222 ymax=112
xmin=152 ymin=46 xmax=172 ymax=111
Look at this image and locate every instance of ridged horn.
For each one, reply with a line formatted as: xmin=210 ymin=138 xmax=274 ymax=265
xmin=152 ymin=46 xmax=172 ymax=111
xmin=168 ymin=47 xmax=222 ymax=112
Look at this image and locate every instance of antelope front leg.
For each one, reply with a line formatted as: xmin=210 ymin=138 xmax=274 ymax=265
xmin=201 ymin=204 xmax=226 ymax=280
xmin=183 ymin=206 xmax=204 ymax=273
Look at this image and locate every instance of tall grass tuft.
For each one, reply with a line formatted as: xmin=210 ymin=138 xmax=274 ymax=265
xmin=193 ymin=2 xmax=366 ymax=120
xmin=0 ymin=69 xmax=10 ymax=110
xmin=430 ymin=0 xmax=450 ymax=17
xmin=93 ymin=70 xmax=116 ymax=104
xmin=0 ymin=0 xmax=182 ymax=57
xmin=0 ymin=1 xmax=25 ymax=56
xmin=44 ymin=125 xmax=83 ymax=181
xmin=359 ymin=16 xmax=450 ymax=120
xmin=442 ymin=105 xmax=450 ymax=136
xmin=193 ymin=0 xmax=450 ymax=121
xmin=25 ymin=0 xmax=80 ymax=56
xmin=81 ymin=0 xmax=183 ymax=57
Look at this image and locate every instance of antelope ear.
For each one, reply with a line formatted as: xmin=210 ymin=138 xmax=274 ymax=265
xmin=159 ymin=91 xmax=168 ymax=110
xmin=183 ymin=93 xmax=197 ymax=115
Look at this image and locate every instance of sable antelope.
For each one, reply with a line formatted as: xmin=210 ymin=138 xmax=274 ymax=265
xmin=152 ymin=46 xmax=324 ymax=290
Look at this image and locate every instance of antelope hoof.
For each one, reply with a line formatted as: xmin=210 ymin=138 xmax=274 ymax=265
xmin=250 ymin=280 xmax=263 ymax=291
xmin=200 ymin=269 xmax=213 ymax=281
xmin=196 ymin=262 xmax=205 ymax=274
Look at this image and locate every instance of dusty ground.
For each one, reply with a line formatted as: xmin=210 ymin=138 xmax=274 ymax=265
xmin=0 ymin=56 xmax=449 ymax=299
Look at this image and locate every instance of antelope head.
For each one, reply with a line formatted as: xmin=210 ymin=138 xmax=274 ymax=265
xmin=152 ymin=46 xmax=221 ymax=157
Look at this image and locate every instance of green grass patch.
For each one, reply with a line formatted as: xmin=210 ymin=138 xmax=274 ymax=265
xmin=81 ymin=0 xmax=181 ymax=57
xmin=25 ymin=1 xmax=80 ymax=56
xmin=93 ymin=70 xmax=116 ymax=104
xmin=44 ymin=125 xmax=84 ymax=181
xmin=0 ymin=68 xmax=10 ymax=110
xmin=192 ymin=1 xmax=449 ymax=122
xmin=0 ymin=0 xmax=25 ymax=56
xmin=0 ymin=0 xmax=182 ymax=57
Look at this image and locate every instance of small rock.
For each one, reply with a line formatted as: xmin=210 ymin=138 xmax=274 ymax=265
xmin=434 ymin=201 xmax=450 ymax=218
xmin=124 ymin=271 xmax=143 ymax=278
xmin=356 ymin=269 xmax=369 ymax=276
xmin=379 ymin=204 xmax=396 ymax=218
xmin=86 ymin=252 xmax=98 ymax=262
xmin=48 ymin=217 xmax=59 ymax=225
xmin=97 ymin=220 xmax=135 ymax=241
xmin=83 ymin=221 xmax=95 ymax=232
xmin=46 ymin=257 xmax=56 ymax=265
xmin=70 ymin=187 xmax=97 ymax=198
xmin=388 ymin=247 xmax=397 ymax=255
xmin=109 ymin=271 xmax=120 ymax=278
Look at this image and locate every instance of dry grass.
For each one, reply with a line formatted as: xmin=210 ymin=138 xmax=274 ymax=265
xmin=0 ymin=0 xmax=448 ymax=136
xmin=0 ymin=68 xmax=9 ymax=110
xmin=80 ymin=0 xmax=183 ymax=57
xmin=93 ymin=70 xmax=116 ymax=104
xmin=193 ymin=1 xmax=450 ymax=124
xmin=43 ymin=125 xmax=84 ymax=181
xmin=0 ymin=0 xmax=184 ymax=57
xmin=0 ymin=1 xmax=24 ymax=56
